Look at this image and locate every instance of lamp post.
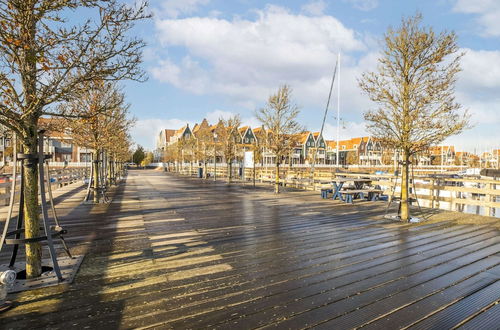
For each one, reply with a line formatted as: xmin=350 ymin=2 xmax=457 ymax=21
xmin=213 ymin=133 xmax=217 ymax=181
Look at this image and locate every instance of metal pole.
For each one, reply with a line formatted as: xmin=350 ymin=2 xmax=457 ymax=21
xmin=0 ymin=135 xmax=16 ymax=253
xmin=38 ymin=131 xmax=63 ymax=281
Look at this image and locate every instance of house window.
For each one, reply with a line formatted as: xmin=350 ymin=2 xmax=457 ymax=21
xmin=354 ymin=144 xmax=358 ymax=149
xmin=342 ymin=146 xmax=346 ymax=150
xmin=63 ymin=154 xmax=72 ymax=162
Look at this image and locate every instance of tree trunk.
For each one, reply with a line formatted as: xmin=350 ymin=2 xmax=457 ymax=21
xmin=23 ymin=135 xmax=42 ymax=278
xmin=108 ymin=158 xmax=113 ymax=185
xmin=275 ymin=162 xmax=280 ymax=194
xmin=228 ymin=161 xmax=232 ymax=183
xmin=21 ymin=3 xmax=42 ymax=279
xmin=204 ymin=158 xmax=207 ymax=179
xmin=93 ymin=150 xmax=99 ymax=203
xmin=400 ymin=151 xmax=410 ymax=221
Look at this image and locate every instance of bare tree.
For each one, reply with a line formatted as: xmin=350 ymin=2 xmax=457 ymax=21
xmin=0 ymin=1 xmax=147 ymax=277
xmin=215 ymin=115 xmax=241 ymax=183
xmin=359 ymin=14 xmax=469 ymax=221
xmin=62 ymin=81 xmax=133 ymax=203
xmin=250 ymin=126 xmax=266 ymax=185
xmin=256 ymin=85 xmax=303 ymax=193
xmin=193 ymin=120 xmax=213 ymax=179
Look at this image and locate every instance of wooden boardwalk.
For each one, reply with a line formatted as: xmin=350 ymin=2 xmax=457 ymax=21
xmin=1 ymin=169 xmax=499 ymax=329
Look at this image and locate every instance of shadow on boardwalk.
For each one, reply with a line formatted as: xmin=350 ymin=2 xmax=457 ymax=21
xmin=1 ymin=169 xmax=499 ymax=329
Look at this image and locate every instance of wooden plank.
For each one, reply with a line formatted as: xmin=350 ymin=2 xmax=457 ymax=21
xmin=457 ymin=298 xmax=500 ymax=330
xmin=410 ymin=279 xmax=500 ymax=330
xmin=1 ymin=170 xmax=498 ymax=330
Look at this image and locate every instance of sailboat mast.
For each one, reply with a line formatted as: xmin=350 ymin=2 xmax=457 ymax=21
xmin=336 ymin=52 xmax=341 ymax=167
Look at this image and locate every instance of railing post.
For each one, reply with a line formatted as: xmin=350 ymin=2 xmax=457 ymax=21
xmin=431 ymin=179 xmax=435 ymax=209
xmin=487 ymin=182 xmax=493 ymax=217
xmin=4 ymin=182 xmax=9 ymax=206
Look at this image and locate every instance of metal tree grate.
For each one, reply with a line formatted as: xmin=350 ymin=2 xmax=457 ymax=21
xmin=0 ymin=255 xmax=84 ymax=293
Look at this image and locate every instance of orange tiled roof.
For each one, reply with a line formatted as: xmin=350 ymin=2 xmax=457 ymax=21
xmin=296 ymin=132 xmax=311 ymax=145
xmin=164 ymin=129 xmax=176 ymax=143
xmin=192 ymin=123 xmax=200 ymax=133
xmin=38 ymin=117 xmax=71 ymax=139
xmin=326 ymin=140 xmax=337 ymax=149
xmin=428 ymin=145 xmax=455 ymax=155
xmin=174 ymin=125 xmax=187 ymax=136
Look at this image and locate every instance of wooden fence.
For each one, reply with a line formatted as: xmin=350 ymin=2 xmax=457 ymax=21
xmin=165 ymin=163 xmax=500 ymax=217
xmin=0 ymin=167 xmax=89 ymax=205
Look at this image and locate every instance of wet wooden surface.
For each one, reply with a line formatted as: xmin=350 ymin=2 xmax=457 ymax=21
xmin=0 ymin=169 xmax=499 ymax=329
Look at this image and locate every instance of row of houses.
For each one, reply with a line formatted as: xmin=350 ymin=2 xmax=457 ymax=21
xmin=0 ymin=119 xmax=93 ymax=165
xmin=155 ymin=119 xmax=492 ymax=167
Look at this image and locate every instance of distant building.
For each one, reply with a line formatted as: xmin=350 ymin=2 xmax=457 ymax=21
xmin=157 ymin=120 xmax=477 ymax=168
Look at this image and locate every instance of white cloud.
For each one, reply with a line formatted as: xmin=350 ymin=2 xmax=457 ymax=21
xmin=159 ymin=0 xmax=210 ymax=18
xmin=454 ymin=48 xmax=500 ymax=128
xmin=458 ymin=48 xmax=500 ymax=91
xmin=453 ymin=0 xmax=500 ymax=37
xmin=206 ymin=110 xmax=261 ymax=129
xmin=152 ymin=6 xmax=365 ymax=109
xmin=205 ymin=110 xmax=234 ymax=123
xmin=445 ymin=127 xmax=500 ymax=153
xmin=150 ymin=56 xmax=209 ymax=94
xmin=301 ymin=0 xmax=327 ymax=16
xmin=343 ymin=0 xmax=379 ymax=11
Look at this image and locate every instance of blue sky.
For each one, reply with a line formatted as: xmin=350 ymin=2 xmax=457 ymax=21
xmin=124 ymin=0 xmax=500 ymax=153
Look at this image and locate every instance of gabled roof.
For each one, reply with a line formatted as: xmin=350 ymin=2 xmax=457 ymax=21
xmin=164 ymin=129 xmax=176 ymax=143
xmin=193 ymin=118 xmax=210 ymax=135
xmin=297 ymin=132 xmax=312 ymax=145
xmin=350 ymin=137 xmax=365 ymax=146
xmin=175 ymin=125 xmax=187 ymax=136
xmin=326 ymin=140 xmax=337 ymax=149
xmin=428 ymin=145 xmax=455 ymax=155
xmin=239 ymin=126 xmax=249 ymax=135
xmin=38 ymin=117 xmax=71 ymax=139
xmin=312 ymin=132 xmax=325 ymax=142
xmin=455 ymin=151 xmax=472 ymax=158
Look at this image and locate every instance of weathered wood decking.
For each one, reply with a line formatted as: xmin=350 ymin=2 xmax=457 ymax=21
xmin=1 ymin=169 xmax=499 ymax=329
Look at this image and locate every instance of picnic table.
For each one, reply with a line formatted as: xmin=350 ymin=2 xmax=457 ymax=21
xmin=331 ymin=178 xmax=372 ymax=200
xmin=320 ymin=177 xmax=382 ymax=203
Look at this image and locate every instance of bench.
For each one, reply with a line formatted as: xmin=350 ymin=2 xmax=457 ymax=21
xmin=340 ymin=189 xmax=383 ymax=203
xmin=320 ymin=188 xmax=333 ymax=198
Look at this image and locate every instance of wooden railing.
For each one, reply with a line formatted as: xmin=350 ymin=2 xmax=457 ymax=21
xmin=0 ymin=167 xmax=89 ymax=205
xmin=163 ymin=163 xmax=500 ymax=217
